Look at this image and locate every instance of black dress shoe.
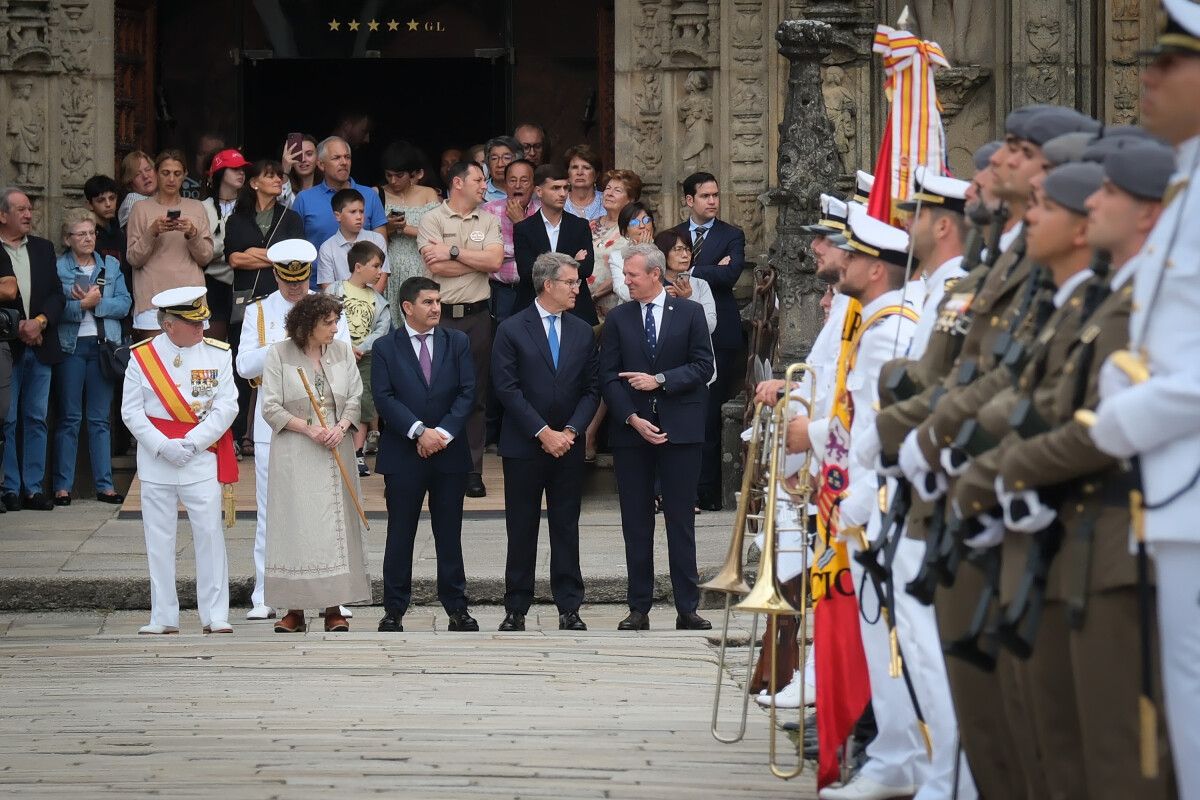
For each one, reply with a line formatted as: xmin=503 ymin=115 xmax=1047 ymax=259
xmin=53 ymin=494 xmax=71 ymax=506
xmin=447 ymin=610 xmax=479 ymax=631
xmin=377 ymin=612 xmax=404 ymax=632
xmin=95 ymin=491 xmax=124 ymax=504
xmin=465 ymin=473 xmax=486 ymax=498
xmin=24 ymin=493 xmax=54 ymax=511
xmin=2 ymin=492 xmax=20 ymax=512
xmin=498 ymin=611 xmax=525 ymax=631
xmin=559 ymin=610 xmax=587 ymax=631
xmin=617 ymin=610 xmax=649 ymax=631
xmin=676 ymin=611 xmax=712 ymax=630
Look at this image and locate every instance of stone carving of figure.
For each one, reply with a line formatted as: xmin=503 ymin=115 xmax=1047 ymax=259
xmin=679 ymin=70 xmax=713 ymax=175
xmin=822 ymin=65 xmax=857 ymax=168
xmin=8 ymin=80 xmax=43 ymax=185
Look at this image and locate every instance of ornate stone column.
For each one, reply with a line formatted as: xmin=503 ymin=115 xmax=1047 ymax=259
xmin=769 ymin=19 xmax=841 ymax=364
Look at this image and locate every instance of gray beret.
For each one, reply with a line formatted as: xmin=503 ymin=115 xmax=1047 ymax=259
xmin=1005 ymin=104 xmax=1057 ymax=138
xmin=973 ymin=140 xmax=1003 ymax=171
xmin=1023 ymin=107 xmax=1102 ymax=147
xmin=1042 ymin=162 xmax=1106 ymax=214
xmin=1082 ymin=131 xmax=1165 ymax=164
xmin=1099 ymin=125 xmax=1166 ymax=145
xmin=1104 ymin=143 xmax=1177 ymax=201
xmin=1042 ymin=132 xmax=1097 ymax=167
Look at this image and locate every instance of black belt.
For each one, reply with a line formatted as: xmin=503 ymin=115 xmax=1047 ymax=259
xmin=445 ymin=299 xmax=489 ymax=319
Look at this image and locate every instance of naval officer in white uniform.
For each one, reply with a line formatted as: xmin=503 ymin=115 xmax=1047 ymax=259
xmin=236 ymin=239 xmax=350 ymax=620
xmin=121 ymin=286 xmax=238 ymax=635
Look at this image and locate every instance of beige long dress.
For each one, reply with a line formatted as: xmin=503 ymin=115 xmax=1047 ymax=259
xmin=261 ymin=338 xmax=371 ymax=609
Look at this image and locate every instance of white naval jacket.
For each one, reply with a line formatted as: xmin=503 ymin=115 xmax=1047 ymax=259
xmin=121 ymin=334 xmax=239 ymax=486
xmin=909 ymin=256 xmax=966 ymax=360
xmin=1092 ymin=135 xmax=1200 ymax=545
xmin=236 ymin=290 xmax=351 ymax=443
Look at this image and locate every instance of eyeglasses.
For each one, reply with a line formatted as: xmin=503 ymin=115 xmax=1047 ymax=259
xmin=490 ymin=152 xmax=515 ymax=164
xmin=628 ymin=217 xmax=652 ymax=228
xmin=669 ymin=244 xmax=690 ymax=253
xmin=553 ymin=278 xmax=582 ymax=288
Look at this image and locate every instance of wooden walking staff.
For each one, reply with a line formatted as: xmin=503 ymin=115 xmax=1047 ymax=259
xmin=296 ymin=367 xmax=370 ymax=531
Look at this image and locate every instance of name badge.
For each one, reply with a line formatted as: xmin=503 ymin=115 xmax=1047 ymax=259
xmin=469 ymin=230 xmax=485 ymax=243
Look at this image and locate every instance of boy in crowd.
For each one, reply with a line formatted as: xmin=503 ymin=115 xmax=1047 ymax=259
xmin=316 ymin=188 xmax=390 ymax=295
xmin=325 ymin=240 xmax=392 ymax=476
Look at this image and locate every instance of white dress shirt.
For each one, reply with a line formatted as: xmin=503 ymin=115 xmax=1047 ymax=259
xmin=533 ymin=299 xmax=562 ymax=339
xmin=641 ymin=288 xmax=666 ymax=334
xmin=402 ymin=321 xmax=453 ymax=442
xmin=542 ymin=211 xmax=562 ymax=252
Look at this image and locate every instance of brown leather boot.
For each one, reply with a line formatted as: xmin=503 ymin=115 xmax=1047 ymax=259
xmin=274 ymin=609 xmax=306 ymax=633
xmin=323 ymin=607 xmax=349 ymax=632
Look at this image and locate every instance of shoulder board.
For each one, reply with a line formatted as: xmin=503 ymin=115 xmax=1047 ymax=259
xmin=131 ymin=337 xmax=154 ymax=350
xmin=203 ymin=337 xmax=231 ymax=350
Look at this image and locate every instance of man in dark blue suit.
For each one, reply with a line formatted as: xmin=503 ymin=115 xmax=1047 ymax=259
xmin=671 ymin=172 xmax=746 ymax=511
xmin=513 ymin=164 xmax=597 ymax=325
xmin=372 ymin=276 xmax=478 ymax=632
xmin=601 ymin=243 xmax=714 ymax=631
xmin=491 ymin=252 xmax=600 ymax=632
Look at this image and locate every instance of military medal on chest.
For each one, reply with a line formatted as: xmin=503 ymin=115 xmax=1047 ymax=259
xmin=173 ymin=352 xmax=183 ymax=368
xmin=191 ymin=368 xmax=218 ymax=397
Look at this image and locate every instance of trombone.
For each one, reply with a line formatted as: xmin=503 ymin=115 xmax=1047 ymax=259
xmin=705 ymin=362 xmax=816 ymax=779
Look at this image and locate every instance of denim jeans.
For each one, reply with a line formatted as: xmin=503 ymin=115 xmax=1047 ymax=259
xmin=2 ymin=347 xmax=53 ymax=495
xmin=53 ymin=336 xmax=115 ymax=493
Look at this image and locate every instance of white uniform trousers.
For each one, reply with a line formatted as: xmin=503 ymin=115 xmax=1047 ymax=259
xmin=891 ymin=536 xmax=978 ymax=800
xmin=847 ymin=530 xmax=923 ymax=789
xmin=251 ymin=441 xmax=270 ymax=609
xmin=1153 ymin=541 xmax=1200 ymax=800
xmin=141 ymin=479 xmax=230 ymax=628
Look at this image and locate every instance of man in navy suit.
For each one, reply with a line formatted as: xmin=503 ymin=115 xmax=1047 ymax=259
xmin=513 ymin=164 xmax=597 ymax=325
xmin=671 ymin=173 xmax=746 ymax=511
xmin=372 ymin=276 xmax=478 ymax=633
xmin=601 ymin=243 xmax=714 ymax=631
xmin=491 ymin=252 xmax=600 ymax=632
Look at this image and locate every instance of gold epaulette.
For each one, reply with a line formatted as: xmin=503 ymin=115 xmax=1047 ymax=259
xmin=203 ymin=337 xmax=231 ymax=350
xmin=131 ymin=337 xmax=154 ymax=349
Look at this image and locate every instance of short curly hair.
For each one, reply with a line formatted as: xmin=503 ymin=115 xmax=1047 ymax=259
xmin=285 ymin=293 xmax=343 ymax=349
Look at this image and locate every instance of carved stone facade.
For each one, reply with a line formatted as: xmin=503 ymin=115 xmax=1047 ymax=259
xmin=0 ymin=0 xmax=115 ymax=239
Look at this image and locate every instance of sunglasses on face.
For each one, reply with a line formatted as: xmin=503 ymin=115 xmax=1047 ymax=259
xmin=628 ymin=216 xmax=652 ymax=227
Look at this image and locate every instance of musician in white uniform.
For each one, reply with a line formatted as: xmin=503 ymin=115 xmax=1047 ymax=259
xmin=121 ymin=286 xmax=238 ymax=635
xmin=1090 ymin=2 xmax=1200 ymax=793
xmin=235 ymin=239 xmax=350 ymax=620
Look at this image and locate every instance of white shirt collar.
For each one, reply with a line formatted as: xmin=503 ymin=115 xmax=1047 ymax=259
xmin=404 ymin=322 xmax=434 ymax=339
xmin=1053 ymin=268 xmax=1093 ymax=308
xmin=689 ymin=219 xmax=714 ymax=233
xmin=999 ymin=221 xmax=1023 ymax=254
xmin=642 ymin=288 xmax=667 ymax=310
xmin=926 ymin=255 xmax=965 ymax=284
xmin=533 ymin=299 xmax=559 ymax=320
xmin=541 ymin=210 xmax=561 ymax=228
xmin=859 ymin=287 xmax=910 ymax=321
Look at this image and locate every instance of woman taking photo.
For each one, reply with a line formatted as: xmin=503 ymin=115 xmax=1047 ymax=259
xmin=260 ymin=293 xmax=370 ymax=633
xmin=280 ymin=133 xmax=319 ymax=208
xmin=654 ymin=230 xmax=717 ymax=334
xmin=52 ymin=209 xmax=132 ymax=506
xmin=375 ymin=141 xmax=440 ymax=324
xmin=563 ymin=144 xmax=605 ymax=221
xmin=201 ymin=149 xmax=250 ymax=343
xmin=117 ymin=150 xmax=157 ymax=227
xmin=125 ymin=149 xmax=214 ymax=339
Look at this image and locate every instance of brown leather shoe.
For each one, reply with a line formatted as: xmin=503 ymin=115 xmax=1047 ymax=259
xmin=274 ymin=610 xmax=306 ymax=633
xmin=323 ymin=607 xmax=349 ymax=632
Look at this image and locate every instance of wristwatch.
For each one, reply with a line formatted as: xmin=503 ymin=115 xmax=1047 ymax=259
xmin=412 ymin=422 xmax=427 ymax=439
xmin=654 ymin=373 xmax=666 ymax=386
xmin=449 ymin=245 xmax=460 ymax=260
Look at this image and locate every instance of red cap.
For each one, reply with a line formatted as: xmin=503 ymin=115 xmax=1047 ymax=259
xmin=208 ymin=149 xmax=250 ymax=176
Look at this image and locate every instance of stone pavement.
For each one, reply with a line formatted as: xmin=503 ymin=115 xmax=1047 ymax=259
xmin=0 ymin=496 xmax=741 ymax=611
xmin=0 ymin=608 xmax=818 ymax=799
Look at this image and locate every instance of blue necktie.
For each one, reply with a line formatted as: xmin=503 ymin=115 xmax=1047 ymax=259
xmin=644 ymin=302 xmax=657 ymax=355
xmin=546 ymin=315 xmax=560 ymax=369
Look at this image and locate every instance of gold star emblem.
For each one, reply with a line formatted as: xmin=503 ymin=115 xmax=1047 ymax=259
xmin=368 ymin=19 xmax=379 ymax=31
xmin=328 ymin=18 xmax=340 ymax=31
xmin=348 ymin=19 xmax=360 ymax=31
xmin=406 ymin=18 xmax=419 ymax=31
xmin=386 ymin=19 xmax=399 ymax=31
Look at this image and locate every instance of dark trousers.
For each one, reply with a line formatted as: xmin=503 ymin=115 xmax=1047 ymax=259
xmin=502 ymin=448 xmax=586 ymax=614
xmin=699 ymin=345 xmax=742 ymax=497
xmin=486 ymin=282 xmax=519 ymax=444
xmin=441 ymin=308 xmax=491 ymax=474
xmin=382 ymin=467 xmax=469 ymax=616
xmin=613 ymin=441 xmax=702 ymax=614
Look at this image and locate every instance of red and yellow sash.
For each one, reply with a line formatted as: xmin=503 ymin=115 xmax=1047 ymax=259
xmin=132 ymin=342 xmax=239 ymax=487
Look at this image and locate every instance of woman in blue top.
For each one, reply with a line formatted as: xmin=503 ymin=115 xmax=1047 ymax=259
xmin=53 ymin=208 xmax=132 ymax=505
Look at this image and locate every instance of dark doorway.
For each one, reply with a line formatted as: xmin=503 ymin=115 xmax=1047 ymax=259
xmin=241 ymin=56 xmax=506 ymax=185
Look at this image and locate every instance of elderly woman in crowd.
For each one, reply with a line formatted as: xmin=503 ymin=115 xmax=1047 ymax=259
xmin=280 ymin=133 xmax=320 ymax=208
xmin=52 ymin=208 xmax=131 ymax=506
xmin=260 ymin=293 xmax=369 ymax=634
xmin=125 ymin=149 xmax=214 ymax=339
xmin=563 ymin=144 xmax=605 ymax=221
xmin=117 ymin=149 xmax=157 ymax=227
xmin=587 ymin=171 xmax=642 ymax=318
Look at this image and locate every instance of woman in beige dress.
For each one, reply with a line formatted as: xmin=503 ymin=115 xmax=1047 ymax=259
xmin=261 ymin=293 xmax=371 ymax=633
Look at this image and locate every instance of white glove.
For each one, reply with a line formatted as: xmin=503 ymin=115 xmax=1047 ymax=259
xmin=913 ymin=469 xmax=947 ymax=502
xmin=996 ymin=474 xmax=1057 ymax=533
xmin=158 ymin=438 xmax=196 ymax=467
xmin=898 ymin=429 xmax=931 ymax=483
xmin=941 ymin=445 xmax=970 ymax=477
xmin=855 ymin=423 xmax=882 ymax=470
xmin=1098 ymin=355 xmax=1132 ymax=401
xmin=838 ymin=486 xmax=873 ymax=529
xmin=963 ymin=512 xmax=1005 ymax=550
